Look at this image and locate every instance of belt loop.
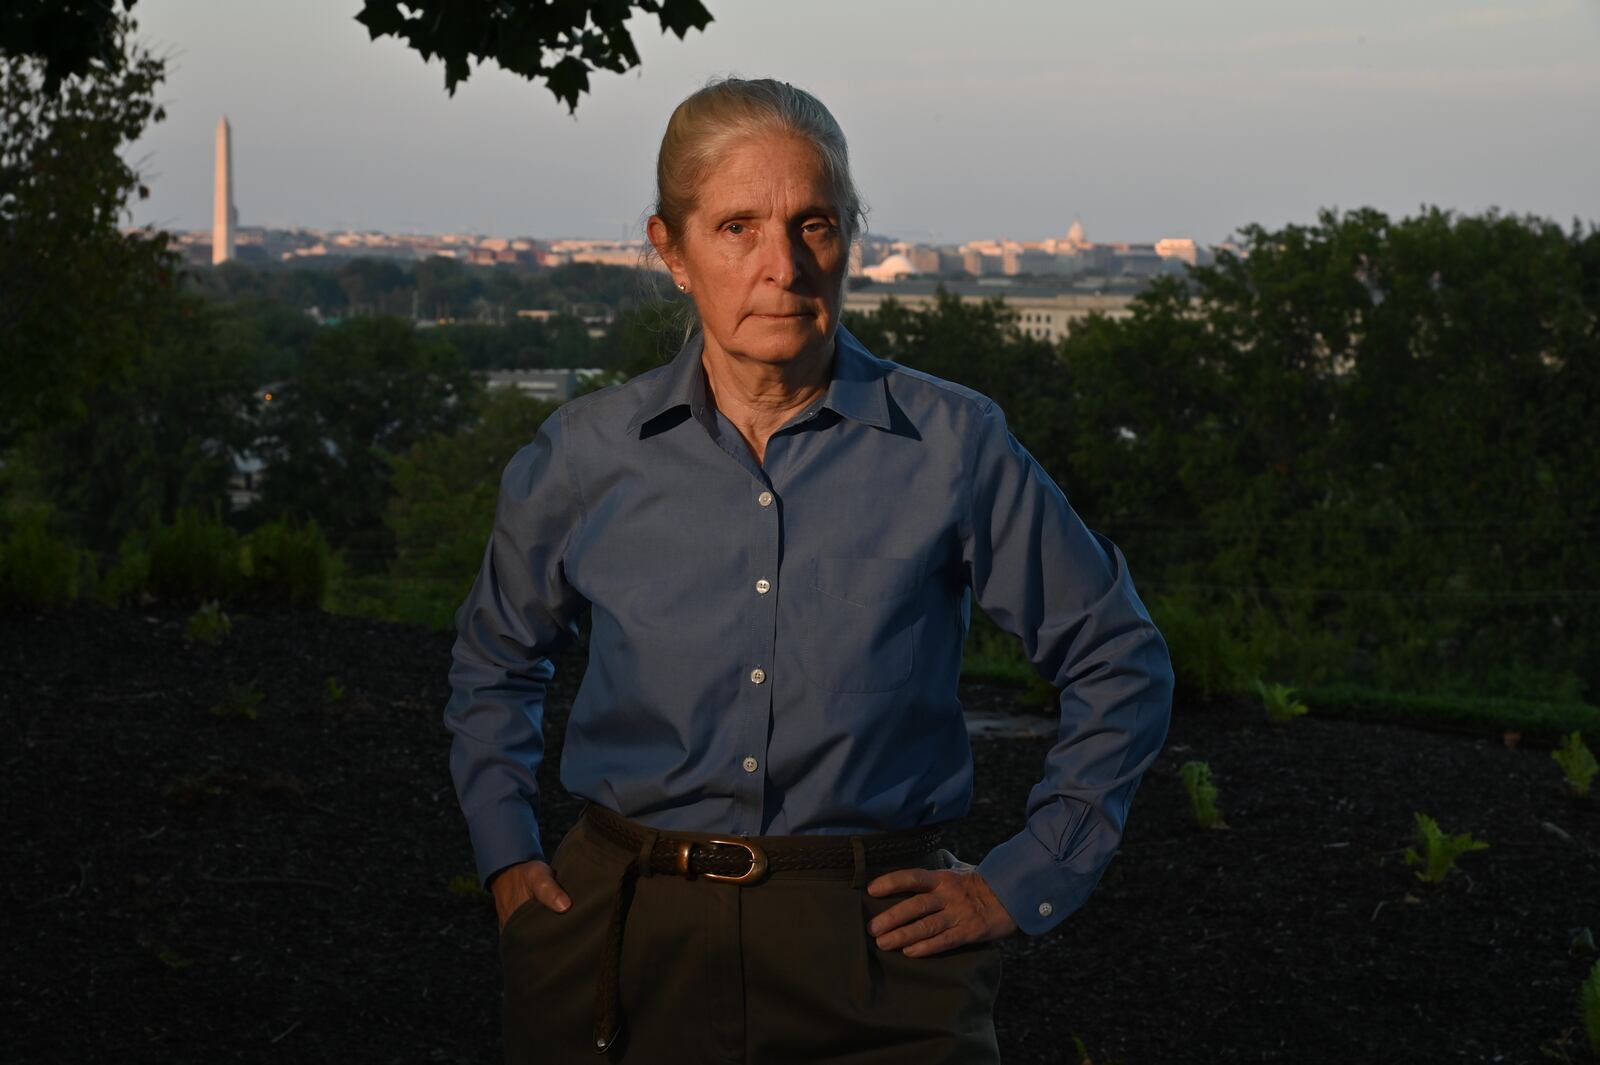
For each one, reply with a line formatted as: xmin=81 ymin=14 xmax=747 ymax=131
xmin=848 ymin=835 xmax=867 ymax=889
xmin=635 ymin=827 xmax=660 ymax=879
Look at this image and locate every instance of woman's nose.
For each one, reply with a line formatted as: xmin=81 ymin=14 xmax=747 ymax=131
xmin=761 ymin=229 xmax=802 ymax=288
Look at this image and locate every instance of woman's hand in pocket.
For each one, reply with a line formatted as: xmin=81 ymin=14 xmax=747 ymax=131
xmin=490 ymin=859 xmax=572 ymax=933
xmin=865 ymin=861 xmax=1017 ymax=957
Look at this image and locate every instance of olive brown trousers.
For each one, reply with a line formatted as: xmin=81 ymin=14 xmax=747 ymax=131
xmin=499 ymin=804 xmax=1004 ymax=1064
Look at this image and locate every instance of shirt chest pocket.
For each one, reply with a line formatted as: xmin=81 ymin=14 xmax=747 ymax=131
xmin=799 ymin=556 xmax=923 ymax=694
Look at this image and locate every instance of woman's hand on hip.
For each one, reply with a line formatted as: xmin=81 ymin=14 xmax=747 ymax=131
xmin=865 ymin=861 xmax=1018 ymax=957
xmin=490 ymin=859 xmax=571 ymax=932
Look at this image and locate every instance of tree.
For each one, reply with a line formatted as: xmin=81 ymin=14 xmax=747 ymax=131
xmin=415 ymin=255 xmax=485 ymax=320
xmin=354 ymin=0 xmax=713 ymax=109
xmin=0 ymin=11 xmax=178 ymax=448
xmin=336 ymin=257 xmax=410 ymax=316
xmin=843 ymin=289 xmax=1069 ymax=471
xmin=1053 ymin=207 xmax=1600 ymax=700
xmin=0 ymin=0 xmax=141 ymax=90
xmin=387 ymin=387 xmax=559 ymax=585
xmin=254 ymin=316 xmax=480 ymax=569
xmin=3 ymin=2 xmax=714 ymax=112
xmin=21 ymin=299 xmax=260 ymax=553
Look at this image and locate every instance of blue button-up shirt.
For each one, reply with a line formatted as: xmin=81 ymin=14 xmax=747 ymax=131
xmin=445 ymin=324 xmax=1174 ymax=935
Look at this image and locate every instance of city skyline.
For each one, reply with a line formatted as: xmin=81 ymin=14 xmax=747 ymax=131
xmin=126 ymin=0 xmax=1599 ymax=244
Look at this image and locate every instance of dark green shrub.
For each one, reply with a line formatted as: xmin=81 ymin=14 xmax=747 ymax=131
xmin=325 ymin=572 xmax=458 ymax=630
xmin=1149 ymin=593 xmax=1261 ymax=703
xmin=1298 ymin=683 xmax=1600 ymax=748
xmin=146 ymin=507 xmax=241 ymax=605
xmin=242 ymin=519 xmax=333 ymax=608
xmin=0 ymin=512 xmax=80 ymax=610
xmin=98 ymin=533 xmax=151 ymax=606
xmin=962 ymin=608 xmax=1035 ymax=684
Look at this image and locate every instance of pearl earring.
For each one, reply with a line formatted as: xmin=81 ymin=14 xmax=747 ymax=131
xmin=676 ymin=282 xmax=687 ymax=292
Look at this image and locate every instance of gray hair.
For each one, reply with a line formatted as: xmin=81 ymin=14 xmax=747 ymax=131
xmin=652 ymin=76 xmax=866 ymax=247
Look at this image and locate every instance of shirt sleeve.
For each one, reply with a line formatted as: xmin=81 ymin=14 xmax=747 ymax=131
xmin=964 ymin=400 xmax=1175 ymax=936
xmin=443 ymin=405 xmax=587 ymax=888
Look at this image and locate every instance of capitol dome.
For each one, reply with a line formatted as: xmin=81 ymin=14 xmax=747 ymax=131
xmin=863 ymin=253 xmax=916 ymax=282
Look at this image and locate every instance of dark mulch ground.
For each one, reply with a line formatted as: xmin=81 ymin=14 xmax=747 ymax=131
xmin=3 ymin=605 xmax=1597 ymax=1064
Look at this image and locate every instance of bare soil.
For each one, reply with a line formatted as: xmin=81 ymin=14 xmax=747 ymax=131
xmin=3 ymin=605 xmax=1597 ymax=1063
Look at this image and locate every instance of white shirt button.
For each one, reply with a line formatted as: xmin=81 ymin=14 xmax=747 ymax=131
xmin=757 ymin=490 xmax=774 ymax=508
xmin=742 ymin=756 xmax=759 ymax=773
xmin=754 ymin=578 xmax=771 ymax=595
xmin=749 ymin=667 xmax=766 ymax=685
xmin=1037 ymin=901 xmax=1054 ymax=918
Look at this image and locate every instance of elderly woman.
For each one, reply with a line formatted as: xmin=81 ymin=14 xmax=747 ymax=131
xmin=445 ymin=77 xmax=1174 ymax=1064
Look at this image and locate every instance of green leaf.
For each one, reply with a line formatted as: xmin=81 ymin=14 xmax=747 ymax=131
xmin=354 ymin=2 xmax=413 ymax=40
xmin=655 ymin=0 xmax=714 ymax=37
xmin=544 ymin=54 xmax=591 ymax=113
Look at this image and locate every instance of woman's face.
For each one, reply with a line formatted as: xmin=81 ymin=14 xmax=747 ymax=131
xmin=650 ymin=133 xmax=848 ymax=371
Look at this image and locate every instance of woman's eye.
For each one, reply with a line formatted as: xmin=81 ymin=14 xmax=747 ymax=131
xmin=724 ymin=222 xmax=746 ymax=235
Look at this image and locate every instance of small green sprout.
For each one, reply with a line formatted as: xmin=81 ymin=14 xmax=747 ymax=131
xmin=208 ymin=681 xmax=263 ymax=720
xmin=162 ymin=767 xmax=229 ymax=809
xmin=1402 ymin=811 xmax=1489 ymax=884
xmin=1180 ymin=760 xmax=1228 ymax=829
xmin=186 ymin=599 xmax=231 ymax=646
xmin=448 ymin=874 xmax=489 ymax=901
xmin=155 ymin=944 xmax=193 ymax=970
xmin=323 ymin=676 xmax=347 ymax=707
xmin=1256 ymin=679 xmax=1309 ymax=727
xmin=1552 ymin=731 xmax=1597 ymax=798
xmin=1068 ymin=1034 xmax=1127 ymax=1065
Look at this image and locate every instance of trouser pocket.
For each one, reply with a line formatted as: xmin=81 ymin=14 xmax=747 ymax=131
xmin=500 ymin=821 xmax=616 ymax=1065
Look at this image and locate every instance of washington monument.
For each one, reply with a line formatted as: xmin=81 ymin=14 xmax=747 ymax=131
xmin=213 ymin=116 xmax=236 ymax=265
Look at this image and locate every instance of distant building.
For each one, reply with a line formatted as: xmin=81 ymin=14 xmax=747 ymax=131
xmin=228 ymin=454 xmax=265 ymax=511
xmin=484 ymin=368 xmax=604 ymax=403
xmin=1108 ymin=243 xmax=1167 ymax=278
xmin=544 ymin=239 xmax=663 ymax=271
xmin=1155 ymin=238 xmax=1212 ymax=267
xmin=843 ymin=279 xmax=1137 ymax=344
xmin=861 ymin=253 xmax=916 ymax=283
xmin=962 ymin=248 xmax=1003 ymax=276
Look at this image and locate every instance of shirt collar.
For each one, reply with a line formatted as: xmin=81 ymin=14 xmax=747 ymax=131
xmin=626 ymin=323 xmax=891 ymax=437
xmin=625 ymin=329 xmax=711 ymax=437
xmin=822 ymin=324 xmax=893 ymax=430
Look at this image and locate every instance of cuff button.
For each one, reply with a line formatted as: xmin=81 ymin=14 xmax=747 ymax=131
xmin=1037 ymin=901 xmax=1054 ymax=918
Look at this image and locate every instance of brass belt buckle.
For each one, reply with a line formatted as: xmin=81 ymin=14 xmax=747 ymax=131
xmin=702 ymin=838 xmax=768 ymax=884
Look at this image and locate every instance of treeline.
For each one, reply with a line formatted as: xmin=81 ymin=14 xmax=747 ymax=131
xmin=850 ymin=206 xmax=1600 ymax=705
xmin=188 ymin=270 xmax=688 ymax=382
xmin=193 ymin=256 xmax=660 ymax=323
xmin=1 ymin=301 xmax=681 ymax=573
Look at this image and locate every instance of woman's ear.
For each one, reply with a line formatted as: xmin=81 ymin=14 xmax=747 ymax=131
xmin=647 ymin=215 xmax=686 ymax=287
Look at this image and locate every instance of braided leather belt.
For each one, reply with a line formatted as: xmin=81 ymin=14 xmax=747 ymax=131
xmin=584 ymin=802 xmax=946 ymax=883
xmin=577 ymin=803 xmax=946 ymax=1053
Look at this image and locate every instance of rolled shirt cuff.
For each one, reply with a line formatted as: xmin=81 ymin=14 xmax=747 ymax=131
xmin=466 ymin=796 xmax=544 ymax=888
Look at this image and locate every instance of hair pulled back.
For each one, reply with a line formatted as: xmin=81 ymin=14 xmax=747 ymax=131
xmin=652 ymin=76 xmax=866 ymax=249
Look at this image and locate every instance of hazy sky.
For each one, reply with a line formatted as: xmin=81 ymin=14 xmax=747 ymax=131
xmin=124 ymin=0 xmax=1599 ymax=245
